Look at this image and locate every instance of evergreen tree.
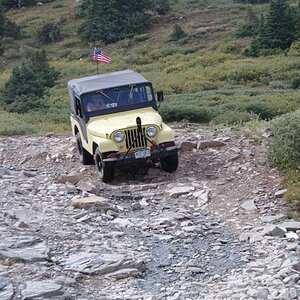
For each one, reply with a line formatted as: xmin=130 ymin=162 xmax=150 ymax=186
xmin=265 ymin=0 xmax=294 ymax=50
xmin=245 ymin=0 xmax=295 ymax=56
xmin=169 ymin=24 xmax=187 ymax=41
xmin=1 ymin=50 xmax=60 ymax=113
xmin=79 ymin=0 xmax=152 ymax=44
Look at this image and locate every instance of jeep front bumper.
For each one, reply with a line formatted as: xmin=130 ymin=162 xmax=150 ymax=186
xmin=103 ymin=145 xmax=178 ymax=166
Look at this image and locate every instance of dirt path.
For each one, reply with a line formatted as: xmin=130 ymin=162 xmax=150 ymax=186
xmin=0 ymin=125 xmax=299 ymax=299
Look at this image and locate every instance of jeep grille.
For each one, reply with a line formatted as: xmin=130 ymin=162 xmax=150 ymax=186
xmin=125 ymin=127 xmax=148 ymax=150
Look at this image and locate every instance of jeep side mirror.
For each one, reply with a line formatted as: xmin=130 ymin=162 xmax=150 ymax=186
xmin=157 ymin=91 xmax=164 ymax=102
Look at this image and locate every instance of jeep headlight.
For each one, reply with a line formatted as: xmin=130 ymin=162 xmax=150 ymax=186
xmin=113 ymin=131 xmax=125 ymax=143
xmin=146 ymin=126 xmax=157 ymax=138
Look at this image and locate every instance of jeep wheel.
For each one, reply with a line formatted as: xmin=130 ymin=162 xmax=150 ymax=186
xmin=76 ymin=133 xmax=93 ymax=165
xmin=160 ymin=153 xmax=178 ymax=173
xmin=95 ymin=148 xmax=115 ymax=183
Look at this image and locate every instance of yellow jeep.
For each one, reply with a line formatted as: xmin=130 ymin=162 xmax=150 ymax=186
xmin=68 ymin=70 xmax=178 ymax=182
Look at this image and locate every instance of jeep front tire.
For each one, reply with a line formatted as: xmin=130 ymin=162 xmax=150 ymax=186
xmin=95 ymin=148 xmax=115 ymax=183
xmin=76 ymin=133 xmax=93 ymax=165
xmin=160 ymin=153 xmax=178 ymax=173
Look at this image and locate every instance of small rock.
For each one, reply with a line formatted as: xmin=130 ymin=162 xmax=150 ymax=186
xmin=274 ymin=189 xmax=288 ymax=198
xmin=166 ymin=186 xmax=195 ymax=198
xmin=197 ymin=140 xmax=226 ymax=150
xmin=105 ymin=268 xmax=141 ymax=280
xmin=54 ymin=175 xmax=83 ymax=184
xmin=111 ymin=218 xmax=134 ymax=227
xmin=188 ymin=267 xmax=205 ymax=274
xmin=262 ymin=225 xmax=287 ymax=238
xmin=241 ymin=200 xmax=257 ymax=211
xmin=260 ymin=214 xmax=285 ymax=223
xmin=285 ymin=232 xmax=299 ymax=240
xmin=0 ymin=276 xmax=14 ymax=300
xmin=280 ymin=221 xmax=300 ymax=232
xmin=72 ymin=196 xmax=114 ymax=211
xmin=22 ymin=281 xmax=64 ymax=299
xmin=180 ymin=141 xmax=197 ymax=151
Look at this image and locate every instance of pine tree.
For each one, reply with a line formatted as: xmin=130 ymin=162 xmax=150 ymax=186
xmin=79 ymin=0 xmax=152 ymax=44
xmin=265 ymin=0 xmax=294 ymax=50
xmin=245 ymin=0 xmax=295 ymax=56
xmin=1 ymin=50 xmax=60 ymax=113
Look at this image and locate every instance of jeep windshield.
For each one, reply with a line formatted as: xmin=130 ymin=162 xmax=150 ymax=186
xmin=82 ymin=83 xmax=157 ymax=115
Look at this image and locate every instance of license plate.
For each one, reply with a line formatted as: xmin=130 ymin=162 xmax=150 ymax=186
xmin=135 ymin=149 xmax=151 ymax=159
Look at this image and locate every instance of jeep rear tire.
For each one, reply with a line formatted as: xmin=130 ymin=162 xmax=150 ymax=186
xmin=95 ymin=148 xmax=115 ymax=183
xmin=76 ymin=133 xmax=94 ymax=165
xmin=160 ymin=153 xmax=178 ymax=173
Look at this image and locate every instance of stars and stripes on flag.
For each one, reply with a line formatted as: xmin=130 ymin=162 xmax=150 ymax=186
xmin=93 ymin=47 xmax=112 ymax=64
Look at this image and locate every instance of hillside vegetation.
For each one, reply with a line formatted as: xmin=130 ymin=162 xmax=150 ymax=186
xmin=0 ymin=0 xmax=299 ymax=133
xmin=0 ymin=0 xmax=300 ymax=217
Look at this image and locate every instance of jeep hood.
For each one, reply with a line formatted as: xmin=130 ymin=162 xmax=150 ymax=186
xmin=88 ymin=108 xmax=162 ymax=137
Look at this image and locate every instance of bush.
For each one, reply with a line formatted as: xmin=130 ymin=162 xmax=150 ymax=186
xmin=153 ymin=0 xmax=170 ymax=15
xmin=37 ymin=22 xmax=64 ymax=44
xmin=290 ymin=77 xmax=300 ymax=89
xmin=211 ymin=111 xmax=256 ymax=125
xmin=268 ymin=110 xmax=300 ymax=169
xmin=159 ymin=105 xmax=212 ymax=123
xmin=169 ymin=24 xmax=187 ymax=41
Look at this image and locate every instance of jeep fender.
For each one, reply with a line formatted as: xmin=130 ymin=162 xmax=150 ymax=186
xmin=92 ymin=136 xmax=119 ymax=154
xmin=156 ymin=123 xmax=175 ymax=144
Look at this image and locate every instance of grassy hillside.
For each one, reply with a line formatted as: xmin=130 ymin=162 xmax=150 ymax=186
xmin=0 ymin=0 xmax=300 ymax=135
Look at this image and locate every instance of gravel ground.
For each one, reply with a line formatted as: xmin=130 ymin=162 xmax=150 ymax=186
xmin=0 ymin=125 xmax=299 ymax=300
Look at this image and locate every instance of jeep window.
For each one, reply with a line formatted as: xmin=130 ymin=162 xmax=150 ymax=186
xmin=82 ymin=84 xmax=155 ymax=115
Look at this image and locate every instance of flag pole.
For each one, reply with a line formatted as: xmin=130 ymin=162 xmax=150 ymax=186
xmin=97 ymin=60 xmax=99 ymax=74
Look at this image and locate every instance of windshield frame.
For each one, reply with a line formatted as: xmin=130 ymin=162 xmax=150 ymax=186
xmin=81 ymin=83 xmax=157 ymax=118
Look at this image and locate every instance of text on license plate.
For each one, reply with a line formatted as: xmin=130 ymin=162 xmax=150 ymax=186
xmin=135 ymin=149 xmax=151 ymax=159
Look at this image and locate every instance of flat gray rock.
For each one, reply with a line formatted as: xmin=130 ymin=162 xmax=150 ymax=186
xmin=260 ymin=214 xmax=285 ymax=223
xmin=0 ymin=236 xmax=49 ymax=262
xmin=280 ymin=221 xmax=300 ymax=232
xmin=241 ymin=200 xmax=257 ymax=211
xmin=22 ymin=281 xmax=64 ymax=299
xmin=166 ymin=186 xmax=195 ymax=198
xmin=0 ymin=277 xmax=14 ymax=300
xmin=262 ymin=225 xmax=286 ymax=238
xmin=63 ymin=253 xmax=145 ymax=276
xmin=274 ymin=189 xmax=288 ymax=198
xmin=8 ymin=208 xmax=46 ymax=224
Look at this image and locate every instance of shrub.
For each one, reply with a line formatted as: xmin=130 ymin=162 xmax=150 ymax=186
xmin=159 ymin=105 xmax=212 ymax=123
xmin=37 ymin=22 xmax=64 ymax=44
xmin=268 ymin=110 xmax=300 ymax=169
xmin=290 ymin=77 xmax=300 ymax=89
xmin=153 ymin=0 xmax=170 ymax=15
xmin=211 ymin=111 xmax=256 ymax=125
xmin=169 ymin=24 xmax=187 ymax=41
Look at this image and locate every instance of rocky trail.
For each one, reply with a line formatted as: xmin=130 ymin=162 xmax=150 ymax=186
xmin=0 ymin=125 xmax=299 ymax=300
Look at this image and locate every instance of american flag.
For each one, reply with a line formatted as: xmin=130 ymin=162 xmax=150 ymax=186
xmin=93 ymin=47 xmax=112 ymax=64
